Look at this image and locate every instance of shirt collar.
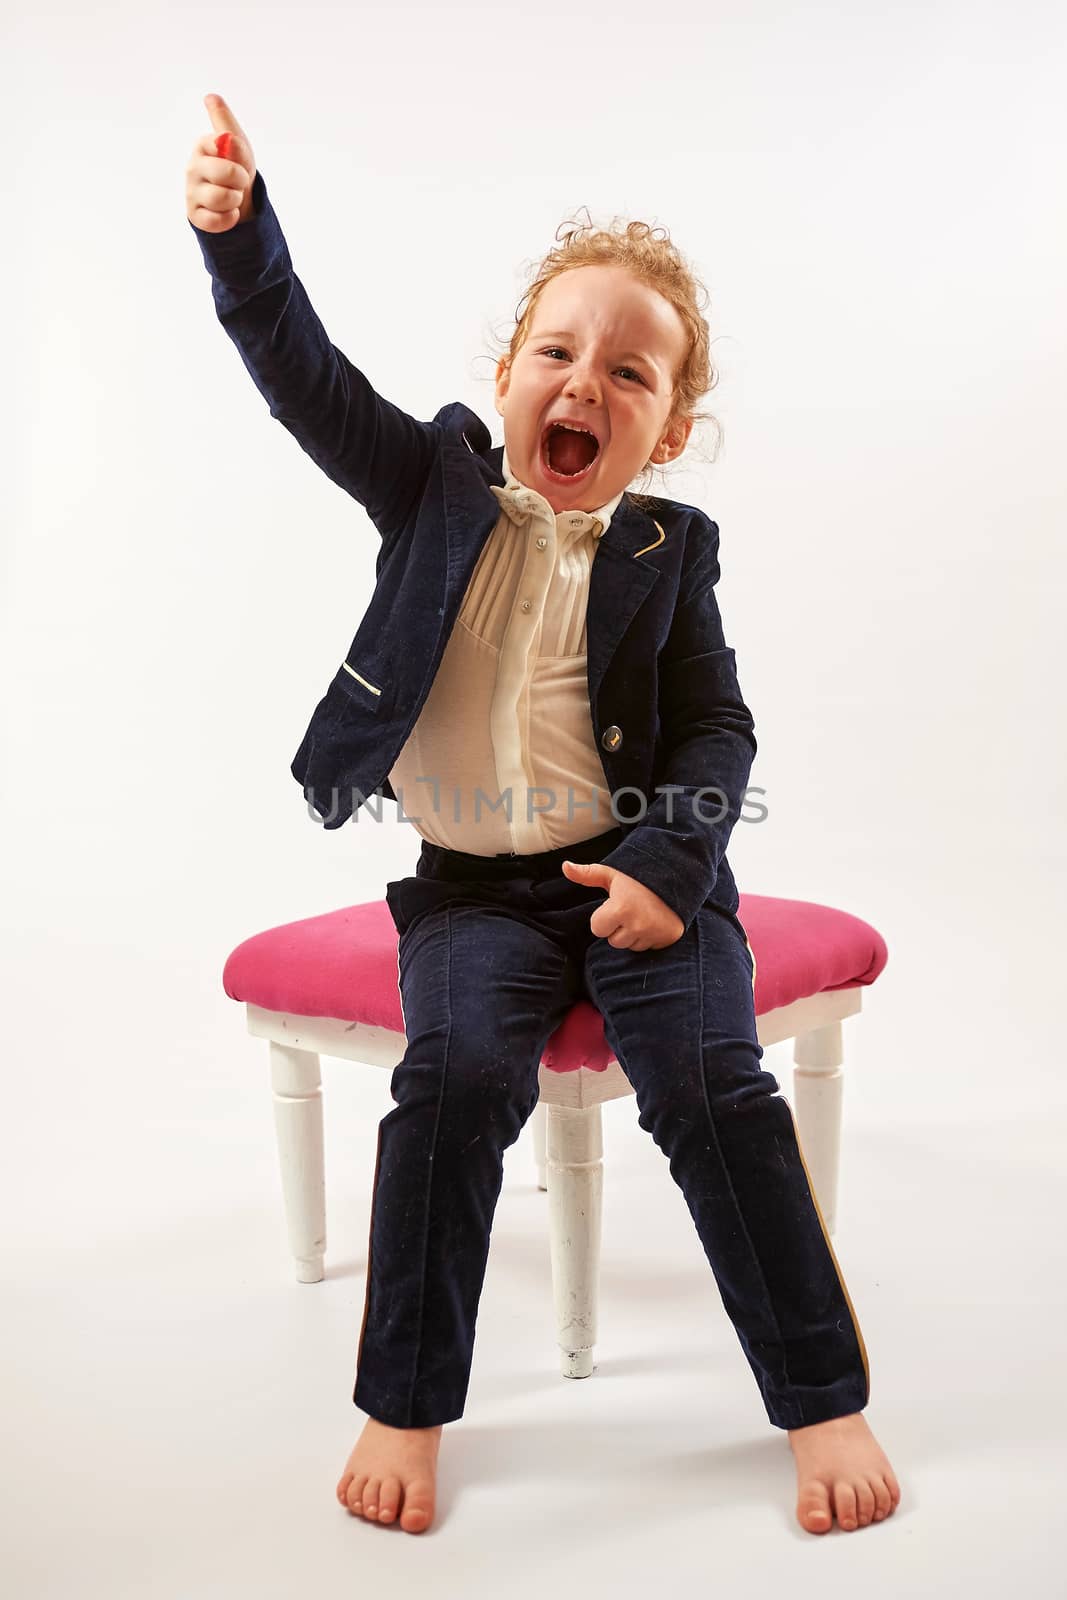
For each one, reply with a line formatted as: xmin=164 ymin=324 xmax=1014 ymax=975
xmin=490 ymin=443 xmax=626 ymax=541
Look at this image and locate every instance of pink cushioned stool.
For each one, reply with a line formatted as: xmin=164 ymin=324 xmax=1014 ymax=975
xmin=224 ymin=893 xmax=888 ymax=1380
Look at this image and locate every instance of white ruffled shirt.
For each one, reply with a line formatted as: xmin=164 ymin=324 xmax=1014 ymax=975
xmin=386 ymin=445 xmax=627 ymax=854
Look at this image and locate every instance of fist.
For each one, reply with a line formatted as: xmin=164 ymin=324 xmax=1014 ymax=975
xmin=185 ymin=92 xmax=258 ymax=233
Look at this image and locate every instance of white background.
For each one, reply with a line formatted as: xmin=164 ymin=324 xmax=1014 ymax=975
xmin=5 ymin=0 xmax=1066 ymax=1592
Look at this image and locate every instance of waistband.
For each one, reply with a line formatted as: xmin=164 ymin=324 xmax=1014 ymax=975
xmin=417 ymin=825 xmax=627 ymax=884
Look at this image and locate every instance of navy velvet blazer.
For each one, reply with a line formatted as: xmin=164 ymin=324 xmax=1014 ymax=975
xmin=190 ymin=169 xmax=757 ymax=930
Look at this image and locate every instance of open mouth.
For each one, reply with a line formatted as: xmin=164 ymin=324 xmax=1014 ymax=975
xmin=540 ymin=421 xmax=601 ymax=485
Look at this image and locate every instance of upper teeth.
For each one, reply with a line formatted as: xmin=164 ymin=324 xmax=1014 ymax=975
xmin=551 ymin=422 xmax=596 ymax=439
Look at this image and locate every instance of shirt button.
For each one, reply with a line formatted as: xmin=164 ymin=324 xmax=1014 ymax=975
xmin=536 ymin=537 xmax=547 ymax=549
xmin=521 ymin=600 xmax=532 ymax=612
xmin=601 ymin=724 xmax=623 ymax=751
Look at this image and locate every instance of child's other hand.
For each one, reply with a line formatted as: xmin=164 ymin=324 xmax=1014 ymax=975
xmin=561 ymin=860 xmax=685 ymax=950
xmin=185 ymin=92 xmax=258 ymax=232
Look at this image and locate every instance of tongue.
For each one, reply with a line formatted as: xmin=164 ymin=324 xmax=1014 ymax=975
xmin=548 ymin=428 xmax=597 ymax=475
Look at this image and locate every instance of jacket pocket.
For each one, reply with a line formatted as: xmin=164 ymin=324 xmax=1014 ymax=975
xmin=291 ymin=661 xmax=386 ymax=812
xmin=334 ymin=660 xmax=386 ymax=713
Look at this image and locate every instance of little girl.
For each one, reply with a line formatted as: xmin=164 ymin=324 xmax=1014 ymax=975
xmin=186 ymin=92 xmax=902 ymax=1538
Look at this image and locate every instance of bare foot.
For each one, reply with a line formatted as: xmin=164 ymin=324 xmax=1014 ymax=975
xmin=787 ymin=1412 xmax=902 ymax=1534
xmin=335 ymin=1416 xmax=444 ymax=1534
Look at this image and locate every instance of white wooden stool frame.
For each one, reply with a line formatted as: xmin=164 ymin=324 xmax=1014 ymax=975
xmin=250 ymin=987 xmax=863 ymax=1380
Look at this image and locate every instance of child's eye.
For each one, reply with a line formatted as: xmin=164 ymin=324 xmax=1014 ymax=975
xmin=540 ymin=348 xmax=644 ymax=384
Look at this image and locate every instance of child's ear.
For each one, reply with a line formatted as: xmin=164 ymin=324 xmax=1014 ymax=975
xmin=655 ymin=411 xmax=693 ymax=463
xmin=494 ymin=357 xmax=512 ymax=419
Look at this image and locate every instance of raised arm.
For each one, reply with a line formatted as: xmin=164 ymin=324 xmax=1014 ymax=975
xmin=185 ymin=94 xmax=438 ymax=540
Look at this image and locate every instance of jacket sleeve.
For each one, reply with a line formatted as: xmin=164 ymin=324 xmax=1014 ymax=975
xmin=598 ymin=521 xmax=757 ymax=931
xmin=187 ymin=168 xmax=437 ymax=541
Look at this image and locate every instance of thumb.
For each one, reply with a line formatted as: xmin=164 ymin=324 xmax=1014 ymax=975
xmin=204 ymin=92 xmax=247 ymax=140
xmin=562 ymin=859 xmax=612 ymax=885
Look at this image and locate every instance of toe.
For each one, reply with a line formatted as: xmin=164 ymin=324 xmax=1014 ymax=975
xmin=871 ymin=1476 xmax=893 ymax=1521
xmin=363 ymin=1477 xmax=381 ymax=1519
xmin=854 ymin=1478 xmax=876 ymax=1528
xmin=797 ymin=1483 xmax=832 ymax=1534
xmin=345 ymin=1474 xmax=370 ymax=1516
xmin=378 ymin=1477 xmax=403 ymax=1524
xmin=834 ymin=1480 xmax=858 ymax=1531
xmin=400 ymin=1477 xmax=436 ymax=1533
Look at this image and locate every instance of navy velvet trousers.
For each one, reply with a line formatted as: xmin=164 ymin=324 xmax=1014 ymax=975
xmin=353 ymin=824 xmax=870 ymax=1431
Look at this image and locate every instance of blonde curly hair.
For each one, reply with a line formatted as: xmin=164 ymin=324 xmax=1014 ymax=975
xmin=485 ymin=206 xmax=722 ymax=512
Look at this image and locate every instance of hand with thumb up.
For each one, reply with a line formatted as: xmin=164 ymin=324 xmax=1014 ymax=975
xmin=560 ymin=859 xmax=685 ymax=950
xmin=185 ymin=92 xmax=258 ymax=232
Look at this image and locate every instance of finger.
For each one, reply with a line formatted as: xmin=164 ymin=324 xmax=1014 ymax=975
xmin=188 ymin=205 xmax=241 ymax=232
xmin=212 ymin=132 xmax=251 ymax=180
xmin=191 ymin=178 xmax=245 ymax=212
xmin=192 ymin=164 xmax=248 ymax=200
xmin=190 ymin=149 xmax=251 ymax=191
xmin=203 ymin=92 xmax=246 ymax=140
xmin=192 ymin=136 xmax=251 ymax=185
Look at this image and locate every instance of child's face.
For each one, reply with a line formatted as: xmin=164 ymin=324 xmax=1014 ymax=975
xmin=494 ymin=264 xmax=693 ymax=514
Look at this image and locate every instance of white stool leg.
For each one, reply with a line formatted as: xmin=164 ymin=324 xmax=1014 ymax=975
xmin=269 ymin=1040 xmax=326 ymax=1283
xmin=545 ymin=1102 xmax=603 ymax=1379
xmin=792 ymin=1021 xmax=844 ymax=1236
xmin=530 ymin=1097 xmax=548 ymax=1190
